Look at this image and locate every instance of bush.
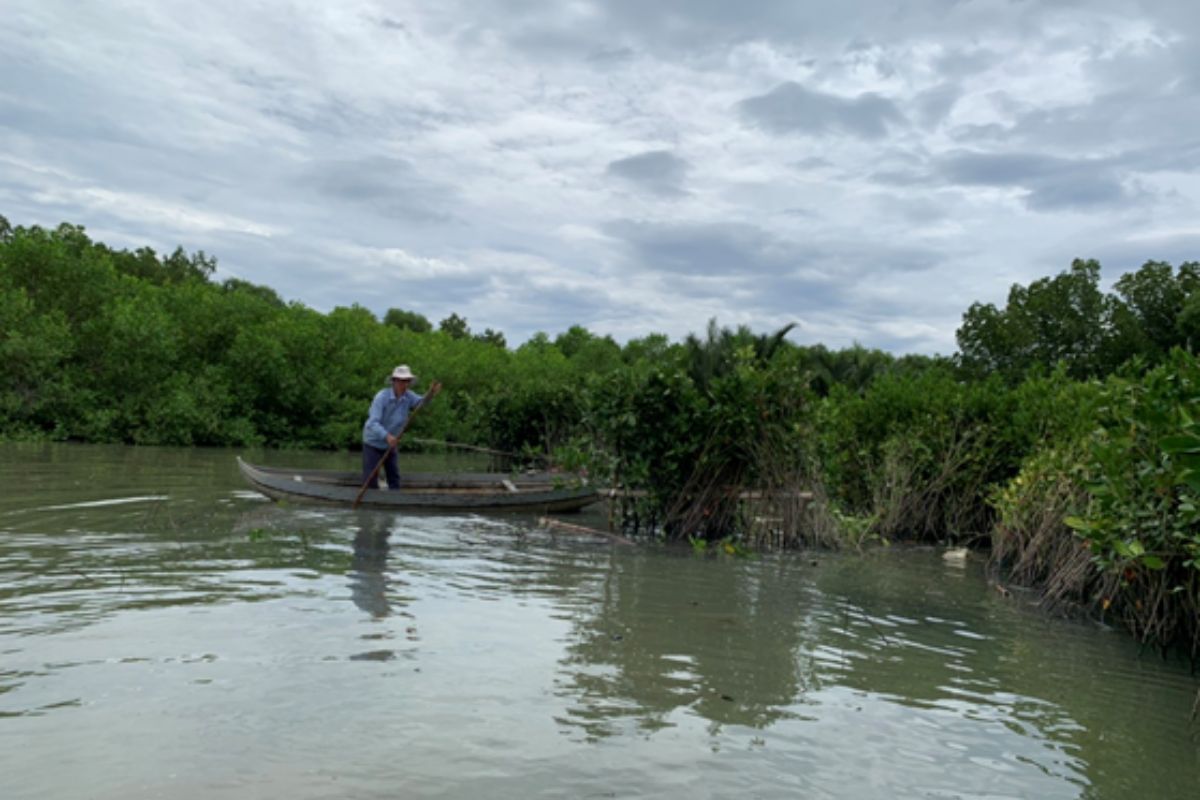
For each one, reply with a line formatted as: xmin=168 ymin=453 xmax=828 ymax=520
xmin=1064 ymin=350 xmax=1200 ymax=655
xmin=990 ymin=442 xmax=1091 ymax=601
xmin=812 ymin=367 xmax=1009 ymax=541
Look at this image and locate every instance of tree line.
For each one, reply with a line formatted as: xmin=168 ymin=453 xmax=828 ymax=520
xmin=2 ymin=216 xmax=1198 ymax=658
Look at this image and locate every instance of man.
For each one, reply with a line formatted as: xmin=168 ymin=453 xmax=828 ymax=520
xmin=361 ymin=365 xmax=426 ymax=490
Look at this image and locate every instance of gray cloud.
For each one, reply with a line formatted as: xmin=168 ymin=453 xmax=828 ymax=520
xmin=1055 ymin=232 xmax=1200 ymax=279
xmin=605 ymin=220 xmax=796 ymax=276
xmin=3 ymin=0 xmax=1200 ymax=356
xmin=933 ymin=47 xmax=1003 ymax=78
xmin=374 ymin=16 xmax=407 ymax=32
xmin=0 ymin=55 xmax=155 ymax=151
xmin=738 ymin=82 xmax=904 ymax=139
xmin=791 ymin=156 xmax=834 ymax=170
xmin=606 ymin=150 xmax=690 ymax=196
xmin=492 ymin=283 xmax=624 ymax=336
xmin=605 ymin=218 xmax=943 ymax=285
xmin=301 ymin=157 xmax=459 ymax=224
xmin=935 ymin=151 xmax=1131 ymax=210
xmin=586 ymin=46 xmax=637 ymax=65
xmin=912 ymin=83 xmax=961 ymax=128
xmin=949 ymin=123 xmax=1010 ymax=144
xmin=447 ymin=0 xmax=1111 ymax=58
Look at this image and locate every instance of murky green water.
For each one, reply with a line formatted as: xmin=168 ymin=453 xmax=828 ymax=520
xmin=1 ymin=443 xmax=1197 ymax=799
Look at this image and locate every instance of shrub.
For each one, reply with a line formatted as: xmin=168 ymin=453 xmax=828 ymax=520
xmin=1064 ymin=350 xmax=1200 ymax=656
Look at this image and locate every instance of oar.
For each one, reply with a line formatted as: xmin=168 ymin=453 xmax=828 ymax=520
xmin=352 ymin=381 xmax=442 ymax=509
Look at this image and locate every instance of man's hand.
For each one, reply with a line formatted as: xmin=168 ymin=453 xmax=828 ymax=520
xmin=386 ymin=433 xmax=398 ymax=448
xmin=420 ymin=381 xmax=443 ymax=407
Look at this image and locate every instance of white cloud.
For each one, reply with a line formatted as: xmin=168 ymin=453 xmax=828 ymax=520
xmin=1 ymin=156 xmax=281 ymax=237
xmin=335 ymin=244 xmax=474 ymax=280
xmin=35 ymin=187 xmax=281 ymax=238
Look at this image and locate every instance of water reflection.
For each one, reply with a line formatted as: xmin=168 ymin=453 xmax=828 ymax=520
xmin=348 ymin=515 xmax=398 ymax=619
xmin=554 ymin=554 xmax=810 ymax=740
xmin=547 ymin=549 xmax=1067 ymax=780
xmin=542 ymin=546 xmax=1200 ymax=796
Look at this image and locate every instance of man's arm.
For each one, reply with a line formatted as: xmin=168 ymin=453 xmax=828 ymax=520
xmin=411 ymin=381 xmax=442 ymax=410
xmin=364 ymin=391 xmax=391 ymax=442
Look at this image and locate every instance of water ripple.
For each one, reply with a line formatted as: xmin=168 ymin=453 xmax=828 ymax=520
xmin=2 ymin=445 xmax=1198 ymax=799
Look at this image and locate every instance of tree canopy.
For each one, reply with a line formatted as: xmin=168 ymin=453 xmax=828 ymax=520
xmin=383 ymin=307 xmax=432 ymax=333
xmin=956 ymin=258 xmax=1200 ymax=381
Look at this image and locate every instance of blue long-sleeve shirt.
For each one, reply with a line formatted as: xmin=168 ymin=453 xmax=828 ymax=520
xmin=362 ymin=386 xmax=425 ymax=450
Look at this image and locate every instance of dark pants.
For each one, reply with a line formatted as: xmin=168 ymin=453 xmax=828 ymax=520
xmin=362 ymin=444 xmax=400 ymax=490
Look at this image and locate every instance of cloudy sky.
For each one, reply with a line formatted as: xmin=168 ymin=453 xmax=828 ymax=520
xmin=3 ymin=0 xmax=1200 ymax=354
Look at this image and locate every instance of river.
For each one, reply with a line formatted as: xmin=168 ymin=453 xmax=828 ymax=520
xmin=1 ymin=443 xmax=1197 ymax=799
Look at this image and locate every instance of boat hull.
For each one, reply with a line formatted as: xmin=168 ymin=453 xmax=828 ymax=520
xmin=236 ymin=458 xmax=598 ymax=513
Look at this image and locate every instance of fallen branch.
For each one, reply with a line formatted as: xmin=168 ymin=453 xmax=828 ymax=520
xmin=603 ymin=488 xmax=813 ymax=500
xmin=537 ymin=516 xmax=635 ymax=546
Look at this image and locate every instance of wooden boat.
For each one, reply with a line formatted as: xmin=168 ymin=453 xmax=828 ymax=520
xmin=236 ymin=458 xmax=599 ymax=513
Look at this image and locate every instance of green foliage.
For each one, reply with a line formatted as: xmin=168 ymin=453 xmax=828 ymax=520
xmin=0 ymin=221 xmax=391 ymax=447
xmin=585 ymin=364 xmax=703 ymax=521
xmin=814 ymin=366 xmax=992 ymax=536
xmin=958 ymin=258 xmax=1200 ymax=384
xmin=984 ymin=351 xmax=1200 ymax=654
xmin=621 ymin=333 xmax=672 ymax=365
xmin=811 ymin=362 xmax=1109 ymax=545
xmin=438 ymin=312 xmax=470 ymax=340
xmin=0 ymin=284 xmax=72 ymax=431
xmin=681 ymin=318 xmax=796 ymax=392
xmin=688 ymin=534 xmax=755 ymax=558
xmin=998 ymin=366 xmax=1105 ymax=457
xmin=556 ymin=325 xmax=622 ymax=372
xmin=789 ymin=342 xmax=905 ymax=397
xmin=222 ymin=278 xmax=284 ymax=307
xmin=477 ymin=382 xmax=581 ymax=465
xmin=1113 ymin=261 xmax=1200 ymax=357
xmin=989 ymin=442 xmax=1091 ymax=594
xmin=1057 ymin=351 xmax=1200 ymax=653
xmin=958 ymin=259 xmax=1126 ymax=381
xmin=1068 ymin=353 xmax=1200 ymax=572
xmin=828 ymin=507 xmax=885 ymax=552
xmin=383 ymin=307 xmax=432 ymax=333
xmin=582 ymin=327 xmax=809 ymax=541
xmin=112 ymin=245 xmax=216 ymax=285
xmin=474 ymin=328 xmax=507 ymax=349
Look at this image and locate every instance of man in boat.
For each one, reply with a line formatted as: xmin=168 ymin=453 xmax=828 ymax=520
xmin=361 ymin=365 xmax=426 ymax=490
